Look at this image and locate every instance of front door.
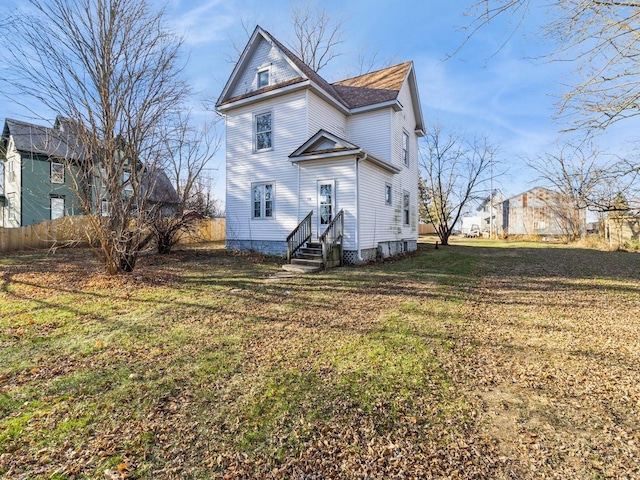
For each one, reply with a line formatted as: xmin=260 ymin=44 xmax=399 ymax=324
xmin=317 ymin=180 xmax=335 ymax=237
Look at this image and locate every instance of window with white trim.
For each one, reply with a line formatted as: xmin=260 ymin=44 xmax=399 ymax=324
xmin=8 ymin=161 xmax=15 ymax=183
xmin=257 ymin=69 xmax=270 ymax=88
xmin=101 ymin=199 xmax=110 ymax=216
xmin=252 ymin=182 xmax=274 ymax=219
xmin=403 ymin=191 xmax=410 ymax=225
xmin=51 ymin=162 xmax=64 ymax=184
xmin=402 ymin=130 xmax=409 ymax=166
xmin=123 ymin=171 xmax=133 ymax=193
xmin=51 ymin=196 xmax=65 ymax=220
xmin=385 ymin=183 xmax=392 ymax=205
xmin=7 ymin=192 xmax=17 ymax=223
xmin=255 ymin=112 xmax=272 ymax=151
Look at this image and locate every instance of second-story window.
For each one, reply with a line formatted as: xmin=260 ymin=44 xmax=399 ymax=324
xmin=402 ymin=130 xmax=409 ymax=166
xmin=255 ymin=112 xmax=272 ymax=151
xmin=257 ymin=69 xmax=269 ymax=88
xmin=51 ymin=162 xmax=64 ymax=184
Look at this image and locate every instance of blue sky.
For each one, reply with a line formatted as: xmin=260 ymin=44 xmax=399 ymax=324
xmin=4 ymin=0 xmax=639 ymax=206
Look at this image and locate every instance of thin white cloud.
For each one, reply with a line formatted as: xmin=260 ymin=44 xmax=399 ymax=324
xmin=168 ymin=0 xmax=236 ymax=45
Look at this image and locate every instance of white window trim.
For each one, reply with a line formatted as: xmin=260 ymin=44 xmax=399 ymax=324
xmin=101 ymin=199 xmax=111 ymax=217
xmin=254 ymin=110 xmax=273 ymax=152
xmin=50 ymin=196 xmax=65 ymax=220
xmin=251 ymin=182 xmax=275 ymax=219
xmin=51 ymin=162 xmax=65 ymax=184
xmin=257 ymin=66 xmax=270 ymax=89
xmin=8 ymin=161 xmax=15 ymax=183
xmin=403 ymin=190 xmax=410 ymax=226
xmin=385 ymin=183 xmax=392 ymax=206
xmin=123 ymin=171 xmax=133 ymax=192
xmin=402 ymin=130 xmax=409 ymax=167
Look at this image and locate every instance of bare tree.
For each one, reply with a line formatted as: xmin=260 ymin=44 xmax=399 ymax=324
xmin=527 ymin=138 xmax=640 ymax=239
xmin=419 ymin=124 xmax=496 ymax=245
xmin=463 ymin=1 xmax=640 ymax=130
xmin=288 ymin=1 xmax=344 ymax=72
xmin=150 ymin=112 xmax=222 ymax=254
xmin=2 ymin=0 xmax=188 ymax=274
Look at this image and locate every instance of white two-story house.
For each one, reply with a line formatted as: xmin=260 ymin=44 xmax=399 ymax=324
xmin=216 ymin=26 xmax=424 ymax=265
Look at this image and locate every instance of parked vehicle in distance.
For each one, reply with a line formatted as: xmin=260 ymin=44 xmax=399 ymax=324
xmin=466 ymin=224 xmax=481 ymax=237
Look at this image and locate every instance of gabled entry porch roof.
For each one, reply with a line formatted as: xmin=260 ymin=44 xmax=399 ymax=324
xmin=288 ymin=129 xmax=400 ymax=174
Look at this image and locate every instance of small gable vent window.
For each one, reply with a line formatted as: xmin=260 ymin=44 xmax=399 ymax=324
xmin=257 ymin=69 xmax=270 ymax=89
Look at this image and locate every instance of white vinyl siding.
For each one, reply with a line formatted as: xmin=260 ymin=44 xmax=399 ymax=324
xmin=307 ymin=91 xmax=346 ymax=138
xmin=345 ymin=109 xmax=392 ymax=162
xmin=230 ymin=38 xmax=300 ymax=98
xmin=225 ymin=91 xmax=307 ymax=243
xmin=358 ymin=162 xmax=400 ymax=249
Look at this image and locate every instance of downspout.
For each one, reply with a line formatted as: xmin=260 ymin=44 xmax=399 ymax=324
xmin=297 ymin=162 xmax=300 ymax=222
xmin=356 ymin=152 xmax=367 ymax=262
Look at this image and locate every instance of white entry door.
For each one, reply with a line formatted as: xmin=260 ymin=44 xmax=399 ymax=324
xmin=317 ymin=180 xmax=335 ymax=236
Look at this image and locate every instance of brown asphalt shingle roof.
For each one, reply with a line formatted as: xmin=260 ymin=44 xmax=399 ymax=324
xmin=332 ymin=62 xmax=411 ymax=109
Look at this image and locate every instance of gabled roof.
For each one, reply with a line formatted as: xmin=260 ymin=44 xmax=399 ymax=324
xmin=1 ymin=117 xmax=84 ymax=160
xmin=289 ymin=129 xmax=401 ymax=173
xmin=216 ymin=26 xmax=348 ymax=111
xmin=216 ymin=26 xmax=425 ymax=134
xmin=141 ymin=168 xmax=180 ymax=205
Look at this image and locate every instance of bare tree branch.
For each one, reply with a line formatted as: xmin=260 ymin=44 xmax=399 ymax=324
xmin=288 ymin=1 xmax=344 ymax=72
xmin=419 ymin=123 xmax=496 ymax=245
xmin=1 ymin=0 xmax=189 ymax=274
xmin=460 ymin=1 xmax=640 ymax=130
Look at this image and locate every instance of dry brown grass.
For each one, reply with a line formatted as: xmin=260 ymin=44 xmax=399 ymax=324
xmin=1 ymin=240 xmax=639 ymax=479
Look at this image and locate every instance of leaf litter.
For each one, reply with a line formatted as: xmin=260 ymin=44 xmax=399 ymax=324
xmin=0 ymin=243 xmax=639 ymax=478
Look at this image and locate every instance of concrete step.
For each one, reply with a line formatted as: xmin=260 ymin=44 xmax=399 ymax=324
xmin=297 ymin=252 xmax=322 ymax=260
xmin=291 ymin=258 xmax=323 ymax=267
xmin=282 ymin=263 xmax=321 ymax=274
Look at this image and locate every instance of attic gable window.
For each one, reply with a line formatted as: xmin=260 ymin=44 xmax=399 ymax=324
xmin=257 ymin=69 xmax=270 ymax=89
xmin=255 ymin=111 xmax=272 ymax=151
xmin=51 ymin=162 xmax=64 ymax=184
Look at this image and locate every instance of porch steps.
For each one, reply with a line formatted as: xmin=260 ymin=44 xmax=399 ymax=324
xmin=282 ymin=242 xmax=323 ymax=273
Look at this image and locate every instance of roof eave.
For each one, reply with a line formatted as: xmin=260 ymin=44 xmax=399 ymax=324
xmin=308 ymin=81 xmax=350 ymax=113
xmin=290 ymin=148 xmax=362 ymax=163
xmin=217 ymin=81 xmax=311 ymax=112
xmin=349 ymin=99 xmax=402 ymax=115
xmin=363 ymin=153 xmax=402 ymax=174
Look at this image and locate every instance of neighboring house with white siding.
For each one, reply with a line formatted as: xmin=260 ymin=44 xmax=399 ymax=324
xmin=216 ymin=26 xmax=425 ymax=266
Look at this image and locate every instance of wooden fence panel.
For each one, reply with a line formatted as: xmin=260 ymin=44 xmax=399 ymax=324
xmin=0 ymin=217 xmax=226 ymax=253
